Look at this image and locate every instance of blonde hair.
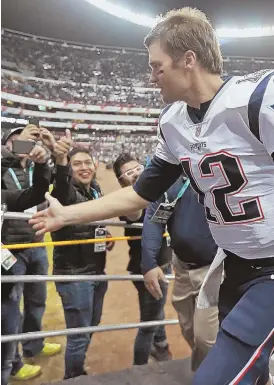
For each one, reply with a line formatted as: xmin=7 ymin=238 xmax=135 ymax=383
xmin=144 ymin=7 xmax=223 ymax=74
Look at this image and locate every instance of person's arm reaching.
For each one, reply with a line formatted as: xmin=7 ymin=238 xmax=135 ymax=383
xmin=51 ymin=156 xmax=76 ymax=205
xmin=124 ymin=210 xmax=143 ymax=222
xmin=30 ymin=187 xmax=148 ymax=235
xmin=51 ymin=129 xmax=76 ymax=205
xmin=51 ymin=163 xmax=76 ymax=205
xmin=133 ymin=152 xmax=182 ymax=202
xmin=30 ymin=152 xmax=182 ymax=235
xmin=141 ymin=198 xmax=168 ymax=300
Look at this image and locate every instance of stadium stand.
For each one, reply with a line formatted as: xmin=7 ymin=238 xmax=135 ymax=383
xmin=1 ymin=29 xmax=274 ymax=164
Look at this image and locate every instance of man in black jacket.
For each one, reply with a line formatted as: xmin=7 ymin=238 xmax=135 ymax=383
xmin=51 ymin=132 xmax=114 ymax=379
xmin=2 ymin=126 xmax=61 ymax=380
xmin=1 ymin=144 xmax=51 ymax=385
xmin=113 ymin=153 xmax=172 ymax=365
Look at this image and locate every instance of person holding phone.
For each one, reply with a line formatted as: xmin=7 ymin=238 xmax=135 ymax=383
xmin=1 ymin=143 xmax=52 ymax=385
xmin=1 ymin=125 xmax=62 ymax=382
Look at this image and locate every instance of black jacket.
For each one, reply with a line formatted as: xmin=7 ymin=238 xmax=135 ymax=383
xmin=1 ymin=149 xmax=51 ymax=246
xmin=1 ymin=146 xmax=20 ymax=173
xmin=51 ymin=165 xmax=106 ymax=275
xmin=1 ymin=154 xmax=51 ymax=299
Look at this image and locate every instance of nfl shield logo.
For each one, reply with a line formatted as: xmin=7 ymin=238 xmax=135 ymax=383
xmin=195 ymin=125 xmax=202 ymax=137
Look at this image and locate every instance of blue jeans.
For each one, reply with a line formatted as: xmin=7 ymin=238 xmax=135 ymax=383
xmin=11 ymin=247 xmax=48 ymax=374
xmin=1 ymin=288 xmax=21 ymax=385
xmin=56 ymin=280 xmax=108 ymax=379
xmin=133 ymin=278 xmax=169 ymax=365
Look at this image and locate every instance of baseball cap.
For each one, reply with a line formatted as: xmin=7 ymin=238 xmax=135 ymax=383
xmin=1 ymin=127 xmax=24 ymax=145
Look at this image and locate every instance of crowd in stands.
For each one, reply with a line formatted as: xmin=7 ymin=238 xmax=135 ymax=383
xmin=2 ymin=31 xmax=149 ymax=86
xmin=1 ymin=30 xmax=274 ymax=164
xmin=1 ymin=75 xmax=163 ymax=108
xmin=2 ymin=30 xmax=274 ymax=108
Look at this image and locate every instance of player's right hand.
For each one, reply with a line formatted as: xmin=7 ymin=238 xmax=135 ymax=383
xmin=29 ymin=192 xmax=66 ymax=235
xmin=19 ymin=124 xmax=41 ymax=141
xmin=143 ymin=266 xmax=168 ymax=300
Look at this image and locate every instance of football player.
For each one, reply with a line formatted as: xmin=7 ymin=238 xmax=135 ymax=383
xmin=30 ymin=7 xmax=274 ymax=385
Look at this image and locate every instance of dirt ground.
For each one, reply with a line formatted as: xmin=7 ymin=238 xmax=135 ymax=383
xmin=10 ymin=163 xmax=191 ymax=384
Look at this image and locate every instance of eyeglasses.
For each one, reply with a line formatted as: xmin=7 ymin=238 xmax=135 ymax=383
xmin=118 ymin=165 xmax=144 ymax=179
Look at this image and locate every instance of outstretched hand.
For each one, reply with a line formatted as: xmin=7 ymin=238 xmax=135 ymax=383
xmin=29 ymin=192 xmax=66 ymax=235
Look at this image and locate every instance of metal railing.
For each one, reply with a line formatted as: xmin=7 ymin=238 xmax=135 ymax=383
xmin=1 ymin=209 xmax=177 ymax=344
xmin=1 ymin=274 xmax=175 ymax=283
xmin=1 ymin=320 xmax=179 ymax=343
xmin=3 ymin=211 xmax=143 ymax=228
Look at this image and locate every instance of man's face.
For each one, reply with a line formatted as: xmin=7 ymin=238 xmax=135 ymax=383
xmin=70 ymin=152 xmax=95 ymax=187
xmin=148 ymin=40 xmax=192 ymax=104
xmin=118 ymin=160 xmax=144 ymax=187
xmin=5 ymin=134 xmax=20 ymax=152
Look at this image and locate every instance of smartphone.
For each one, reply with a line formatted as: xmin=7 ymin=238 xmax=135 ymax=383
xmin=28 ymin=117 xmax=40 ymax=127
xmin=12 ymin=140 xmax=36 ymax=154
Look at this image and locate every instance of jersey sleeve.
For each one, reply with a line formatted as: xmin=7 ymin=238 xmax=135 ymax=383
xmin=133 ymin=155 xmax=183 ymax=202
xmin=259 ymin=73 xmax=274 ymax=159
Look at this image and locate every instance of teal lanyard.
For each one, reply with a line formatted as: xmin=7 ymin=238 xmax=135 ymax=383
xmin=176 ymin=179 xmax=190 ymax=200
xmin=145 ymin=155 xmax=151 ymax=168
xmin=8 ymin=168 xmax=33 ymax=190
xmin=164 ymin=179 xmax=190 ymax=205
xmin=91 ymin=188 xmax=99 ymax=200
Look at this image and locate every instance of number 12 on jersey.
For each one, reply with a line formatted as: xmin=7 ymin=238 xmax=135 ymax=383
xmin=180 ymin=151 xmax=264 ymax=225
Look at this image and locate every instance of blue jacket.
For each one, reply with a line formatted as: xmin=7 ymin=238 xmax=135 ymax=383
xmin=141 ymin=176 xmax=217 ymax=274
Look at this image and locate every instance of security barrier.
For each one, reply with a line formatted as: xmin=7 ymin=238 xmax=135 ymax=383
xmin=3 ymin=211 xmax=144 ymax=228
xmin=1 ymin=211 xmax=167 ymax=250
xmin=1 ymin=210 xmax=177 ymax=344
xmin=1 ymin=320 xmax=179 ymax=343
xmin=2 ymin=274 xmax=175 ymax=283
